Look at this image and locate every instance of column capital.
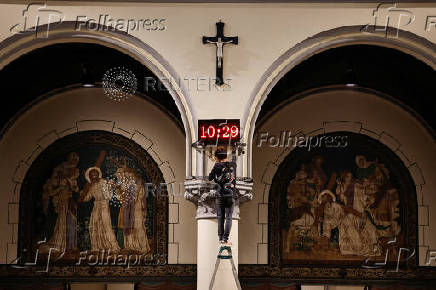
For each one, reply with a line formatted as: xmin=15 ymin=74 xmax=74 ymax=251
xmin=184 ymin=178 xmax=253 ymax=219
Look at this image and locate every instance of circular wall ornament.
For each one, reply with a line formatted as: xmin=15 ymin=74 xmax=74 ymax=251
xmin=102 ymin=66 xmax=137 ymax=102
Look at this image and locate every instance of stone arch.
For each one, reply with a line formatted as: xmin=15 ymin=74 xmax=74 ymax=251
xmin=244 ymin=25 xmax=436 ymax=177
xmin=0 ymin=21 xmax=196 ymax=177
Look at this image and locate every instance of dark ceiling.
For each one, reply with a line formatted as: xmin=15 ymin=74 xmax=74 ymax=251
xmin=257 ymin=45 xmax=436 ymax=135
xmin=0 ymin=43 xmax=184 ymax=135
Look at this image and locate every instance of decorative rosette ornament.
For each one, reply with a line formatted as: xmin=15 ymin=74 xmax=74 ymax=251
xmin=102 ymin=66 xmax=137 ymax=102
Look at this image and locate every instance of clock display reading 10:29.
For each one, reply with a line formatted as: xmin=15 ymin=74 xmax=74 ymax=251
xmin=198 ymin=119 xmax=240 ymax=145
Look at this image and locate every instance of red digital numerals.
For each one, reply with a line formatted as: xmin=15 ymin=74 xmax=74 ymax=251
xmin=198 ymin=120 xmax=240 ymax=145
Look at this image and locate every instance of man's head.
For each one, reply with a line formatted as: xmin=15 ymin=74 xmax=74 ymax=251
xmin=312 ymin=155 xmax=323 ymax=167
xmin=321 ymin=193 xmax=333 ymax=204
xmin=341 ymin=171 xmax=353 ymax=183
xmin=89 ymin=169 xmax=100 ymax=183
xmin=356 ymin=155 xmax=368 ymax=168
xmin=67 ymin=152 xmax=79 ymax=166
xmin=318 ymin=190 xmax=335 ymax=205
xmin=85 ymin=167 xmax=102 ymax=183
xmin=214 ymin=147 xmax=228 ymax=161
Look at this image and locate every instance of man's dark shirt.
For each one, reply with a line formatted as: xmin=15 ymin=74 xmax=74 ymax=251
xmin=208 ymin=161 xmax=237 ymax=199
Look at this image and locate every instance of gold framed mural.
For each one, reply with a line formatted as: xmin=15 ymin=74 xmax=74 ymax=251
xmin=269 ymin=132 xmax=417 ymax=267
xmin=18 ymin=131 xmax=167 ymax=266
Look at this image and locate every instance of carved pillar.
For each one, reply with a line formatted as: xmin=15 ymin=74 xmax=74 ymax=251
xmin=184 ymin=178 xmax=253 ymax=290
xmin=192 ymin=140 xmax=206 ymax=177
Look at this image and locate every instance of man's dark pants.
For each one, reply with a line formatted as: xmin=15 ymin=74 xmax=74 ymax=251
xmin=216 ymin=191 xmax=234 ymax=242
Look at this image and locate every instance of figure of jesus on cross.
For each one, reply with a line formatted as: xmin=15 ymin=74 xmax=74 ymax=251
xmin=205 ymin=37 xmax=235 ymax=69
xmin=203 ymin=21 xmax=238 ymax=86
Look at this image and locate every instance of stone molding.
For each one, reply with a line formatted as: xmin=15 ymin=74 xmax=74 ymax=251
xmin=184 ymin=178 xmax=253 ymax=219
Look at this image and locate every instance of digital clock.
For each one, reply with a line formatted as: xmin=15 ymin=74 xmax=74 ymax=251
xmin=198 ymin=119 xmax=240 ymax=145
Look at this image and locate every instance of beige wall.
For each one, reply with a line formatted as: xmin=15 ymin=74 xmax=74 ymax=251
xmin=244 ymin=89 xmax=436 ymax=265
xmin=0 ymin=2 xmax=435 ymax=179
xmin=0 ymin=2 xmax=435 ymax=122
xmin=0 ymin=1 xmax=435 ymax=271
xmin=0 ymin=87 xmax=196 ymax=264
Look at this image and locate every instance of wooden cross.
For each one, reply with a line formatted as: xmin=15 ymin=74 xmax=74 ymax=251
xmin=202 ymin=21 xmax=238 ymax=86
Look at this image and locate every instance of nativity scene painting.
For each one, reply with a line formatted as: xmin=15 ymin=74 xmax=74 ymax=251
xmin=271 ymin=132 xmax=417 ymax=266
xmin=18 ymin=131 xmax=164 ymax=264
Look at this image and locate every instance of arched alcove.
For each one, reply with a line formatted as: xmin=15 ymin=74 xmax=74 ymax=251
xmin=0 ymin=29 xmax=198 ymax=268
xmin=240 ymin=86 xmax=435 ymax=281
xmin=0 ymin=21 xmax=196 ymax=177
xmin=240 ymin=30 xmax=436 ymax=271
xmin=244 ymin=26 xmax=436 ymax=178
xmin=0 ymin=74 xmax=195 ymax=277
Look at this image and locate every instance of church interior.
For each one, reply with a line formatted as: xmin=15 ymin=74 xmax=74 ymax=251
xmin=0 ymin=1 xmax=435 ymax=289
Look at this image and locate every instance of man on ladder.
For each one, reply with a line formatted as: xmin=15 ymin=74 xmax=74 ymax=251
xmin=208 ymin=146 xmax=241 ymax=290
xmin=208 ymin=146 xmax=237 ymax=245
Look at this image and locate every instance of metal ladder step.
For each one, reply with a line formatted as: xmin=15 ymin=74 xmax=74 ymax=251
xmin=209 ymin=246 xmax=242 ymax=290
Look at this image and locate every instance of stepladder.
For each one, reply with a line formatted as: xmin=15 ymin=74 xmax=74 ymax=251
xmin=209 ymin=245 xmax=242 ymax=290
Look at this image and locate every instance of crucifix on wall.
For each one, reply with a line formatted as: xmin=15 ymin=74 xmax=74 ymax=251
xmin=202 ymin=21 xmax=238 ymax=86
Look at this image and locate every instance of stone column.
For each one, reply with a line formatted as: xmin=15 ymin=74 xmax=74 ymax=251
xmin=185 ymin=179 xmax=253 ymax=290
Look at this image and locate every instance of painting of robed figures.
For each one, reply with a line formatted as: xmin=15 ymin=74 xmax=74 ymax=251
xmin=271 ymin=133 xmax=417 ymax=266
xmin=19 ymin=132 xmax=166 ymax=264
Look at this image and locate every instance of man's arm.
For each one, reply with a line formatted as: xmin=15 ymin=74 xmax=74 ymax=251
xmin=231 ymin=161 xmax=237 ymax=184
xmin=79 ymin=183 xmax=92 ymax=202
xmin=231 ymin=161 xmax=237 ymax=172
xmin=208 ymin=164 xmax=217 ymax=181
